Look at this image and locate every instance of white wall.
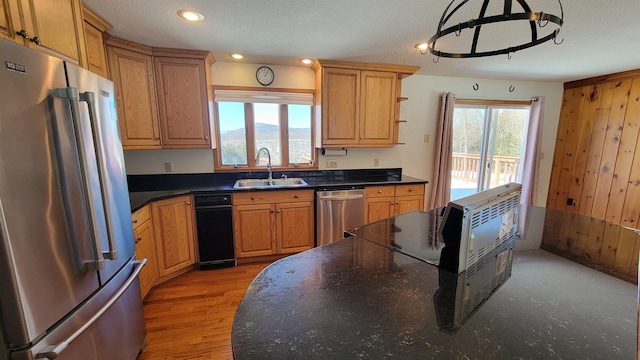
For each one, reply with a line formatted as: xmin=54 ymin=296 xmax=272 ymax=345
xmin=123 ymin=61 xmax=563 ymax=206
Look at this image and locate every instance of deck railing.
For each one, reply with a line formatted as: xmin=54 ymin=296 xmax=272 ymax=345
xmin=451 ymin=153 xmax=520 ymax=187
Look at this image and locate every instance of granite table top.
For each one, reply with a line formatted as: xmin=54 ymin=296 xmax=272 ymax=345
xmin=232 ymin=208 xmax=638 ymax=359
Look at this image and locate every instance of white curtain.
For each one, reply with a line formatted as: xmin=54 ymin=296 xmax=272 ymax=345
xmin=520 ymin=96 xmax=545 ymax=205
xmin=429 ymin=92 xmax=456 ymax=210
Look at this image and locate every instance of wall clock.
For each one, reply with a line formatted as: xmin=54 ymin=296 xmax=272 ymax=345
xmin=256 ymin=66 xmax=274 ymax=86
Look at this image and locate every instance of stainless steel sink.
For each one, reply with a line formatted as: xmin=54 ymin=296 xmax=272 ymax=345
xmin=233 ymin=178 xmax=308 ymax=189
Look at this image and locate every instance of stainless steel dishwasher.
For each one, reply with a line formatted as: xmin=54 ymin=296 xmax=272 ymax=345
xmin=316 ymin=187 xmax=366 ymax=246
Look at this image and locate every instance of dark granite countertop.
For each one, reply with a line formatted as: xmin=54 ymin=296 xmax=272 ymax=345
xmin=127 ymin=169 xmax=427 ymax=212
xmin=232 ymin=207 xmax=638 ymax=359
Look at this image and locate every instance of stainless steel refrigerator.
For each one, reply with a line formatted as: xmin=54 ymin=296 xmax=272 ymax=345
xmin=0 ymin=39 xmax=146 ymax=359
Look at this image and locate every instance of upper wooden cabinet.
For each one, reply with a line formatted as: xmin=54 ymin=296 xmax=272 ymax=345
xmin=313 ymin=60 xmax=418 ymax=148
xmin=81 ymin=4 xmax=110 ymax=78
xmin=153 ymin=48 xmax=215 ymax=148
xmin=0 ymin=0 xmax=21 ymax=43
xmin=106 ymin=37 xmax=161 ymax=149
xmin=105 ymin=38 xmax=215 ymax=150
xmin=16 ymin=0 xmax=87 ymax=65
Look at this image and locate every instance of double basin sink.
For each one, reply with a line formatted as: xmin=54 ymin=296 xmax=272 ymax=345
xmin=233 ymin=178 xmax=308 ymax=189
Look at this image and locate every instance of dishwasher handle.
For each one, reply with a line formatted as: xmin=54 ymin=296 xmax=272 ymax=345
xmin=317 ymin=193 xmax=364 ymax=201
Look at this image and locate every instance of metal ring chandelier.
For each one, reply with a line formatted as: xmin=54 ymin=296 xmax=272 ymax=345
xmin=422 ymin=0 xmax=564 ymax=59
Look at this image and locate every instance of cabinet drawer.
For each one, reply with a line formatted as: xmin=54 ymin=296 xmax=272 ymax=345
xmin=131 ymin=204 xmax=151 ymax=230
xmin=233 ymin=190 xmax=314 ymax=205
xmin=365 ymin=186 xmax=395 ymax=198
xmin=395 ymin=184 xmax=425 ymax=197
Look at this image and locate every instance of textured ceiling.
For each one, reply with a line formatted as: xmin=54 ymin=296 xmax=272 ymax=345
xmin=83 ymin=0 xmax=640 ymax=82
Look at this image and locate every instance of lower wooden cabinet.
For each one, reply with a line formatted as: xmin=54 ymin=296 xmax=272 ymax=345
xmin=365 ymin=184 xmax=425 ymax=223
xmin=151 ymin=195 xmax=197 ymax=278
xmin=233 ymin=203 xmax=275 ymax=257
xmin=132 ymin=204 xmax=158 ymax=299
xmin=233 ymin=190 xmax=314 ymax=258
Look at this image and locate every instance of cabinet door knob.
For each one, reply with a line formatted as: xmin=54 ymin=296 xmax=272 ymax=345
xmin=205 ymin=136 xmax=209 ymax=140
xmin=16 ymin=29 xmax=29 ymax=39
xmin=276 ymin=210 xmax=280 ymax=213
xmin=135 ymin=237 xmax=142 ymax=244
xmin=186 ymin=201 xmax=191 ymax=205
xmin=155 ymin=137 xmax=160 ymax=140
xmin=30 ymin=37 xmax=41 ymax=45
xmin=378 ymin=190 xmax=382 ymax=194
xmin=132 ymin=219 xmax=138 ymax=224
xmin=251 ymin=196 xmax=255 ymax=200
xmin=294 ymin=195 xmax=299 ymax=198
xmin=408 ymin=188 xmax=413 ymax=192
xmin=360 ymin=136 xmax=364 ymax=140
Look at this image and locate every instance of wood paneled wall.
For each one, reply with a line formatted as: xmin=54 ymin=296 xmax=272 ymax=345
xmin=547 ymin=69 xmax=640 ymax=230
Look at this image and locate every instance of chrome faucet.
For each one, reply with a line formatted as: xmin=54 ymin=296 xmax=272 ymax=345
xmin=255 ymin=147 xmax=272 ymax=183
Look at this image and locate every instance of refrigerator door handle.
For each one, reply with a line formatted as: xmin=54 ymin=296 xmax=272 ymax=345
xmin=52 ymin=87 xmax=105 ymax=270
xmin=35 ymin=259 xmax=147 ymax=360
xmin=79 ymin=91 xmax=118 ymax=261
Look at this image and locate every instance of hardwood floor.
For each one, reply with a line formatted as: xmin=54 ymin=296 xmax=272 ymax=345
xmin=138 ymin=262 xmax=270 ymax=360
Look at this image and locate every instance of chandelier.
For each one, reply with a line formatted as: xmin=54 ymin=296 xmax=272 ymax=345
xmin=417 ymin=0 xmax=564 ymax=59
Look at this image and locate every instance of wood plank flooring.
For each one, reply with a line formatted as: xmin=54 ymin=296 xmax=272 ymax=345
xmin=138 ymin=262 xmax=270 ymax=360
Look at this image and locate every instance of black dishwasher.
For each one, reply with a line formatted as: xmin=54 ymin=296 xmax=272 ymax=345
xmin=194 ymin=193 xmax=235 ymax=269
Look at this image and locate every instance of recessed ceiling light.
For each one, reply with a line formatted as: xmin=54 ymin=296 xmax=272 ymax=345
xmin=414 ymin=42 xmax=429 ymax=54
xmin=231 ymin=53 xmax=244 ymax=60
xmin=177 ymin=9 xmax=205 ymax=22
xmin=301 ymin=59 xmax=313 ymax=65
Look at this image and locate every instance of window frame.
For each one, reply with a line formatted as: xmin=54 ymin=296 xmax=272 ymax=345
xmin=452 ymin=98 xmax=531 ymax=194
xmin=212 ymin=85 xmax=317 ymax=172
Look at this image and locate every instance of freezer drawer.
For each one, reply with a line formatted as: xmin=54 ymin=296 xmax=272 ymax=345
xmin=10 ymin=258 xmax=147 ymax=360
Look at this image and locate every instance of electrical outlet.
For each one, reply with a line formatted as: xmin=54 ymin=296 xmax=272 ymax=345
xmin=373 ymin=158 xmax=379 ymax=167
xmin=424 ymin=133 xmax=431 ymax=143
xmin=326 ymin=159 xmax=338 ymax=168
xmin=164 ymin=162 xmax=173 ymax=172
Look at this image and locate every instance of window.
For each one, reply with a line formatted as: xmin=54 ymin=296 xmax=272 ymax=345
xmin=451 ymin=100 xmax=530 ymax=200
xmin=213 ymin=89 xmax=315 ymax=171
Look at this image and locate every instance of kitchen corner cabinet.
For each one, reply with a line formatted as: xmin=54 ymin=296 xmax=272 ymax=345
xmin=81 ymin=4 xmax=110 ymax=78
xmin=233 ymin=190 xmax=314 ymax=258
xmin=15 ymin=0 xmax=87 ymax=65
xmin=106 ymin=37 xmax=162 ymax=149
xmin=151 ymin=195 xmax=197 ymax=279
xmin=365 ymin=184 xmax=425 ymax=223
xmin=153 ymin=48 xmax=215 ymax=148
xmin=132 ymin=204 xmax=158 ymax=299
xmin=312 ymin=60 xmax=418 ymax=148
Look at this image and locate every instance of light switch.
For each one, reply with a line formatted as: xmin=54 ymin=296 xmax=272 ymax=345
xmin=424 ymin=133 xmax=431 ymax=143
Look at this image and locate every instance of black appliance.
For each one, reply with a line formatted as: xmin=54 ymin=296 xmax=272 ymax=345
xmin=194 ymin=193 xmax=236 ymax=269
